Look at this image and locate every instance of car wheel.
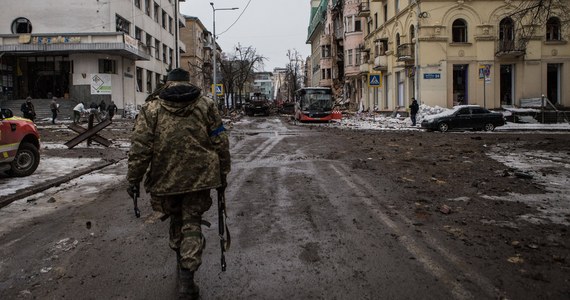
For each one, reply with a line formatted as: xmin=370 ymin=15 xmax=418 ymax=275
xmin=8 ymin=142 xmax=40 ymax=177
xmin=484 ymin=123 xmax=495 ymax=131
xmin=438 ymin=122 xmax=449 ymax=132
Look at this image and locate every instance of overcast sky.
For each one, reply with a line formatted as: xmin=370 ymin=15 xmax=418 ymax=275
xmin=180 ymin=0 xmax=312 ymax=72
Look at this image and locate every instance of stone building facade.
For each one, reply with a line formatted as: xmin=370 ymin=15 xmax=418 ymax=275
xmin=308 ymin=0 xmax=570 ymax=112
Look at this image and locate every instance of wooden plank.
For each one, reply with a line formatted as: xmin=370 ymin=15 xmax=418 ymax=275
xmin=64 ymin=119 xmax=112 ymax=149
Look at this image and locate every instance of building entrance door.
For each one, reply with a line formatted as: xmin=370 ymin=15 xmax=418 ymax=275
xmin=547 ymin=63 xmax=560 ymax=104
xmin=500 ymin=64 xmax=514 ymax=105
xmin=453 ymin=64 xmax=468 ymax=105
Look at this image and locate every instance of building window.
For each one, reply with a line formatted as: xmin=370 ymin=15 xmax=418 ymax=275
xmin=154 ymin=2 xmax=160 ymax=22
xmin=347 ymin=49 xmax=353 ymax=66
xmin=383 ymin=4 xmax=388 ymax=22
xmin=396 ymin=33 xmax=401 ymax=47
xmin=99 ymin=59 xmax=117 ymax=74
xmin=410 ymin=25 xmax=415 ymax=42
xmin=546 ymin=17 xmax=561 ymax=41
xmin=163 ymin=45 xmax=168 ymax=62
xmin=147 ymin=70 xmax=153 ymax=93
xmin=452 ymin=19 xmax=468 ymax=43
xmin=374 ymin=12 xmax=378 ymax=29
xmin=116 ymin=14 xmax=130 ymax=34
xmin=395 ymin=0 xmax=400 ymax=14
xmin=135 ymin=27 xmax=142 ymax=41
xmin=356 ymin=51 xmax=361 ymax=65
xmin=321 ymin=45 xmax=331 ymax=58
xmin=355 ymin=19 xmax=362 ymax=32
xmin=155 ymin=40 xmax=160 ymax=59
xmin=162 ymin=10 xmax=167 ymax=29
xmin=169 ymin=16 xmax=173 ymax=34
xmin=145 ymin=0 xmax=151 ymax=16
xmin=11 ymin=17 xmax=33 ymax=34
xmin=146 ymin=34 xmax=152 ymax=56
xmin=345 ymin=16 xmax=353 ymax=32
xmin=136 ymin=67 xmax=143 ymax=92
xmin=156 ymin=73 xmax=162 ymax=89
xmin=135 ymin=0 xmax=141 ymax=9
xmin=169 ymin=48 xmax=174 ymax=67
xmin=499 ymin=17 xmax=515 ymax=50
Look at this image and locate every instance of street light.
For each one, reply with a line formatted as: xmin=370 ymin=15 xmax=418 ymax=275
xmin=210 ymin=2 xmax=238 ymax=104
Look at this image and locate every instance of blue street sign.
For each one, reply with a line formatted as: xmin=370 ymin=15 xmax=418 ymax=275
xmin=368 ymin=73 xmax=382 ymax=87
xmin=423 ymin=73 xmax=441 ymax=79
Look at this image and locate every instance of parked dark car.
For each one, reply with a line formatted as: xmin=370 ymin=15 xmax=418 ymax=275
xmin=421 ymin=105 xmax=505 ymax=132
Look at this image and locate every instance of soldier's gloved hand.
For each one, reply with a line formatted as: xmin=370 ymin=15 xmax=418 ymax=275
xmin=127 ymin=183 xmax=140 ymax=199
xmin=217 ymin=174 xmax=227 ymax=193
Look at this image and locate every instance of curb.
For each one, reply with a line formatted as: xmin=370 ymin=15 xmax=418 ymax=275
xmin=0 ymin=159 xmax=122 ymax=209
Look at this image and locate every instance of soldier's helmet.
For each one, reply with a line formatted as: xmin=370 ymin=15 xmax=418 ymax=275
xmin=166 ymin=68 xmax=190 ymax=82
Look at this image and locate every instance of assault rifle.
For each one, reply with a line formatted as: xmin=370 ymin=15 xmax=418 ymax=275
xmin=218 ymin=187 xmax=230 ymax=271
xmin=132 ymin=188 xmax=141 ymax=218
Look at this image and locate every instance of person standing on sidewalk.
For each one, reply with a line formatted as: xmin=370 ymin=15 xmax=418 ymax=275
xmin=409 ymin=97 xmax=419 ymax=126
xmin=127 ymin=68 xmax=231 ymax=299
xmin=50 ymin=98 xmax=60 ymax=124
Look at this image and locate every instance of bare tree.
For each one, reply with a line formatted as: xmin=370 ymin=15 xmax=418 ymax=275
xmin=218 ymin=45 xmax=265 ymax=110
xmin=502 ymin=0 xmax=570 ymax=52
xmin=284 ymin=49 xmax=305 ymax=103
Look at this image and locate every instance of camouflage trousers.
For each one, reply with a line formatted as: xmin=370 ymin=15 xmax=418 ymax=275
xmin=152 ymin=190 xmax=212 ymax=271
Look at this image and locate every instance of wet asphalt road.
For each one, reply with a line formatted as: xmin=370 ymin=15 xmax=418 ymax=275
xmin=0 ymin=116 xmax=543 ymax=299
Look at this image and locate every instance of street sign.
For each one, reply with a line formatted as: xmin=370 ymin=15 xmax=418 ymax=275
xmin=211 ymin=84 xmax=224 ymax=96
xmin=368 ymin=73 xmax=382 ymax=87
xmin=479 ymin=64 xmax=491 ymax=83
xmin=423 ymin=73 xmax=441 ymax=79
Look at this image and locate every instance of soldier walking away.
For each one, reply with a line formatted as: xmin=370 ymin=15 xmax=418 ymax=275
xmin=107 ymin=101 xmax=118 ymax=120
xmin=409 ymin=97 xmax=419 ymax=126
xmin=50 ymin=97 xmax=60 ymax=124
xmin=127 ymin=68 xmax=231 ymax=299
xmin=20 ymin=97 xmax=36 ymax=122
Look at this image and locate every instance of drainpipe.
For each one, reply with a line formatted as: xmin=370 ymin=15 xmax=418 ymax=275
xmin=413 ymin=0 xmax=421 ymax=104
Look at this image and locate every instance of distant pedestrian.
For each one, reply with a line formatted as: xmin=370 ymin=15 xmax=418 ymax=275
xmin=50 ymin=97 xmax=60 ymax=124
xmin=98 ymin=100 xmax=107 ymax=112
xmin=73 ymin=101 xmax=85 ymax=124
xmin=107 ymin=101 xmax=118 ymax=120
xmin=20 ymin=97 xmax=36 ymax=122
xmin=89 ymin=101 xmax=101 ymax=122
xmin=409 ymin=97 xmax=419 ymax=126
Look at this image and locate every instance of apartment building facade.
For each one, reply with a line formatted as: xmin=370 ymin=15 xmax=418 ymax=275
xmin=0 ymin=0 xmax=186 ymax=109
xmin=309 ymin=0 xmax=570 ymax=112
xmin=180 ymin=15 xmax=212 ymax=93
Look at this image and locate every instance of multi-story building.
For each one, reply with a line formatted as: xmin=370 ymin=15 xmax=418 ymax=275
xmin=309 ymin=0 xmax=570 ymax=113
xmin=0 ymin=0 xmax=186 ymax=109
xmin=180 ymin=15 xmax=212 ymax=93
xmin=252 ymin=72 xmax=273 ymax=100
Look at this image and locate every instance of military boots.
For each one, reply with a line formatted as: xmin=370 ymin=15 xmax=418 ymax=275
xmin=178 ymin=268 xmax=199 ymax=299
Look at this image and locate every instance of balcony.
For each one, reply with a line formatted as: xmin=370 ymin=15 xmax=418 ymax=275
xmin=373 ymin=55 xmax=387 ymax=70
xmin=396 ymin=43 xmax=415 ymax=62
xmin=495 ymin=39 xmax=525 ymax=58
xmin=358 ymin=1 xmax=370 ymax=17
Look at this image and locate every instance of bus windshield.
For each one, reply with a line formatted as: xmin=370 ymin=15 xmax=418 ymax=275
xmin=297 ymin=88 xmax=333 ymax=111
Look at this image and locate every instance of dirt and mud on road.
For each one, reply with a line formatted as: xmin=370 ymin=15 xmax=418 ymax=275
xmin=0 ymin=116 xmax=568 ymax=299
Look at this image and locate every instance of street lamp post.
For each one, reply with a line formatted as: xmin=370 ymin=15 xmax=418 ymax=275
xmin=210 ymin=2 xmax=238 ymax=104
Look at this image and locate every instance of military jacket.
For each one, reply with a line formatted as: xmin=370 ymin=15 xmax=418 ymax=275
xmin=127 ymin=82 xmax=231 ymax=196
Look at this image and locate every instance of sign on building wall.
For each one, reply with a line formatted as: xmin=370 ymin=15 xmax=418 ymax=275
xmin=423 ymin=73 xmax=441 ymax=79
xmin=368 ymin=73 xmax=382 ymax=87
xmin=91 ymin=74 xmax=112 ymax=95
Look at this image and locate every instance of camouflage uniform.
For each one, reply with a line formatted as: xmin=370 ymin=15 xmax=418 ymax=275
xmin=127 ymin=80 xmax=231 ymax=272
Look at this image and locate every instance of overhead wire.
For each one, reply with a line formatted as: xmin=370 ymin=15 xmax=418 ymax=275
xmin=217 ymin=0 xmax=252 ymax=36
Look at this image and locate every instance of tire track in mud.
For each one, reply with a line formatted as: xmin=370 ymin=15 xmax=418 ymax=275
xmin=322 ymin=162 xmax=500 ymax=300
